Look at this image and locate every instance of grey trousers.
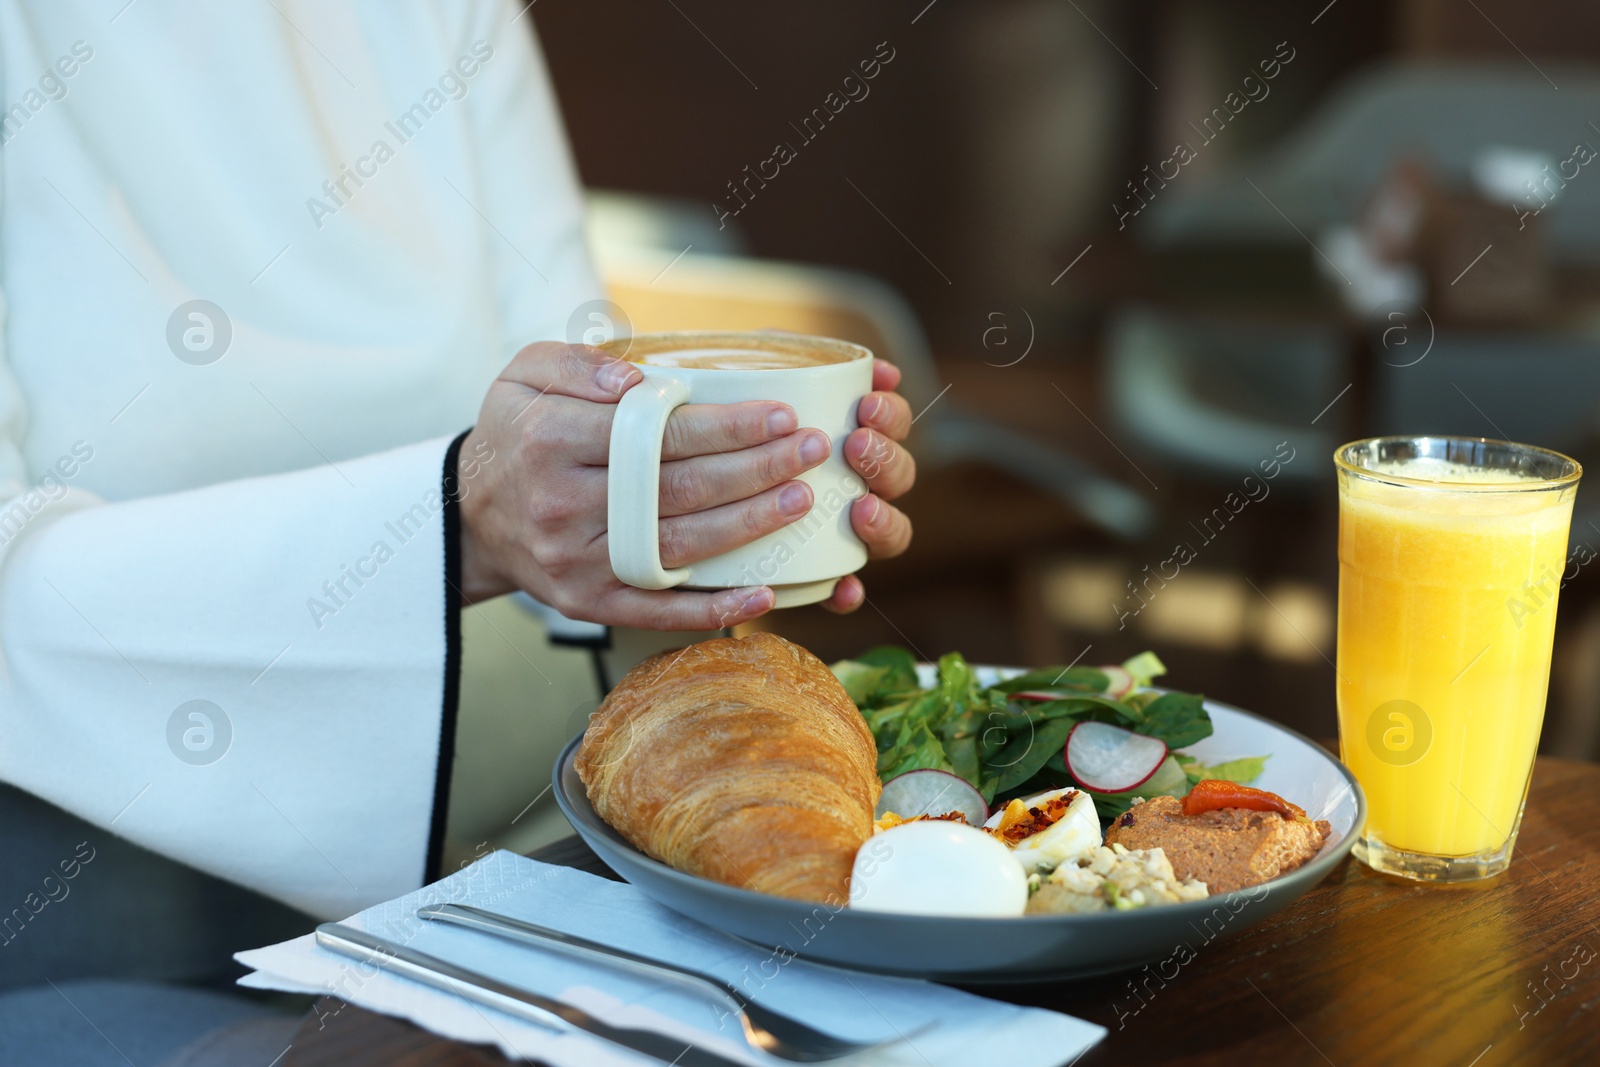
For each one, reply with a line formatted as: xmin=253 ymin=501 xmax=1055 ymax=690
xmin=0 ymin=784 xmax=313 ymax=1065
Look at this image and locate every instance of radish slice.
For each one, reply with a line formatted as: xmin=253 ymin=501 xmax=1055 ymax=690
xmin=875 ymin=769 xmax=987 ymax=825
xmin=1065 ymin=721 xmax=1168 ymax=793
xmin=1092 ymin=754 xmax=1188 ymax=803
xmin=1099 ymin=665 xmax=1135 ymax=699
xmin=1010 ymin=689 xmax=1074 ymax=702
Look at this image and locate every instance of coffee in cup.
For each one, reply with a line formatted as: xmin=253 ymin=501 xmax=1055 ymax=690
xmin=623 ymin=335 xmax=856 ymax=371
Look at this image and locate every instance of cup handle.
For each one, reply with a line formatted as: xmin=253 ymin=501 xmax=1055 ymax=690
xmin=607 ymin=377 xmax=693 ymax=589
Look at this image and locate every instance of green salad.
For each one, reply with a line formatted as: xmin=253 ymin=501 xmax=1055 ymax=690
xmin=829 ymin=647 xmax=1267 ymax=818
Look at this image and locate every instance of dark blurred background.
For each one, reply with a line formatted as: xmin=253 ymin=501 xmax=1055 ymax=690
xmin=532 ymin=0 xmax=1600 ymax=757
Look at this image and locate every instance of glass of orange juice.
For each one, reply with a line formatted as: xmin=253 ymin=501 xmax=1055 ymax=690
xmin=1336 ymin=436 xmax=1580 ymax=881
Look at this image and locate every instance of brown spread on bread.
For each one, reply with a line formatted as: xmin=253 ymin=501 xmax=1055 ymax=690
xmin=1103 ymin=794 xmax=1331 ymax=894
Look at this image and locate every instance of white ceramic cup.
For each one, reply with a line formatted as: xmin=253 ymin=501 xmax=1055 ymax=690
xmin=602 ymin=331 xmax=875 ymax=608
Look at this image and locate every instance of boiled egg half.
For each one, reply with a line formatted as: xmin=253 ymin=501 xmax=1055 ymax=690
xmin=982 ymin=787 xmax=1101 ymax=874
xmin=850 ymin=820 xmax=1028 ymax=917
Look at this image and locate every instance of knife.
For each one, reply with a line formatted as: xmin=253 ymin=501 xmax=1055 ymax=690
xmin=314 ymin=922 xmax=757 ymax=1067
xmin=416 ymin=903 xmax=747 ymax=1016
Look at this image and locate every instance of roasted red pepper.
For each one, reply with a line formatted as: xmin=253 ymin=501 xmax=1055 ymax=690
xmin=1181 ymin=778 xmax=1306 ymax=819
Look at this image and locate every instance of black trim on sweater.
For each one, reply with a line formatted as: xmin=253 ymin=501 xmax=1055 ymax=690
xmin=425 ymin=429 xmax=472 ymax=882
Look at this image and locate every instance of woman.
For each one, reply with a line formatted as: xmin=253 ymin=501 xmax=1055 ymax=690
xmin=0 ymin=2 xmax=915 ymax=1061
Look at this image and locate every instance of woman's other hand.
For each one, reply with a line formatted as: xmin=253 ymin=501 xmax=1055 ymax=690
xmin=823 ymin=359 xmax=917 ymax=613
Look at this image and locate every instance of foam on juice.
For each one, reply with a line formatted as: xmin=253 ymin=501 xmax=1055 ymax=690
xmin=1367 ymin=457 xmax=1541 ymax=485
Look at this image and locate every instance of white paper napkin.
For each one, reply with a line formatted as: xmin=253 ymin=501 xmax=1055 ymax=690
xmin=237 ymin=850 xmax=1104 ymax=1066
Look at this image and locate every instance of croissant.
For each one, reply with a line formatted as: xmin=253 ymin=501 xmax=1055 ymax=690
xmin=576 ymin=633 xmax=880 ymax=904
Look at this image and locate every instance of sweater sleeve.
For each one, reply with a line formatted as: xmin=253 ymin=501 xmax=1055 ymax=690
xmin=0 ymin=429 xmax=462 ymax=920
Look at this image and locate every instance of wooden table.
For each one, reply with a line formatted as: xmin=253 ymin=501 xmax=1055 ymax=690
xmin=284 ymin=756 xmax=1600 ymax=1066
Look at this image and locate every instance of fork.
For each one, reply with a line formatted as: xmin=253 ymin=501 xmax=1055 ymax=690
xmin=416 ymin=902 xmax=926 ymax=1062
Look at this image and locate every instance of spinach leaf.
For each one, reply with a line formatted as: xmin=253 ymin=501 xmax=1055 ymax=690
xmin=982 ymin=718 xmax=1076 ymax=798
xmin=992 ymin=666 xmax=1110 ymax=694
xmin=1134 ymin=691 xmax=1212 ymax=749
xmin=878 ymin=721 xmax=953 ymax=780
xmin=832 ymin=661 xmax=892 ymax=706
xmin=856 ymin=646 xmax=919 ymax=692
xmin=862 ymin=697 xmax=922 ymax=743
xmin=972 ymin=697 xmax=1032 ymax=756
xmin=944 ymin=735 xmax=981 ymax=788
xmin=1072 ymin=694 xmax=1148 ymax=724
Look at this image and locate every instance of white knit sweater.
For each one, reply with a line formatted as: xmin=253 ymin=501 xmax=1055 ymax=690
xmin=0 ymin=0 xmax=599 ymax=918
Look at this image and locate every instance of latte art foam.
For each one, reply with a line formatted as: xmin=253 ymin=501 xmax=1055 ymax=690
xmin=627 ymin=346 xmax=852 ymax=370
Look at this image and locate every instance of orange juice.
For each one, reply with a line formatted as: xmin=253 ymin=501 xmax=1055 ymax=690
xmin=1336 ymin=440 xmax=1579 ymax=881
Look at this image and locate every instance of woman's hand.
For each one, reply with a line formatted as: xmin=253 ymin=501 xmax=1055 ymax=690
xmin=456 ymin=343 xmax=916 ymax=629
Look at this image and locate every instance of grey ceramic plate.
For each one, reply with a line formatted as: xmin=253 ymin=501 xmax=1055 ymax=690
xmin=552 ymin=670 xmax=1364 ymax=984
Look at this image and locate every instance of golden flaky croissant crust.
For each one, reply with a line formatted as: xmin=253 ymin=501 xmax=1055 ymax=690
xmin=576 ymin=633 xmax=880 ymax=904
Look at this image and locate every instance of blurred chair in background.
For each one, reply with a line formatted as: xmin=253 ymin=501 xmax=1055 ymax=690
xmin=1105 ymin=62 xmax=1600 ymax=758
xmin=1106 ymin=307 xmax=1342 ymax=488
xmin=1142 ymin=64 xmax=1600 ymax=256
xmin=1125 ymin=63 xmax=1600 ymax=464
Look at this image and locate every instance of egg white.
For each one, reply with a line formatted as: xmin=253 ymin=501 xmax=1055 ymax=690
xmin=850 ymin=820 xmax=1028 ymax=917
xmin=982 ymin=788 xmax=1101 ymax=874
